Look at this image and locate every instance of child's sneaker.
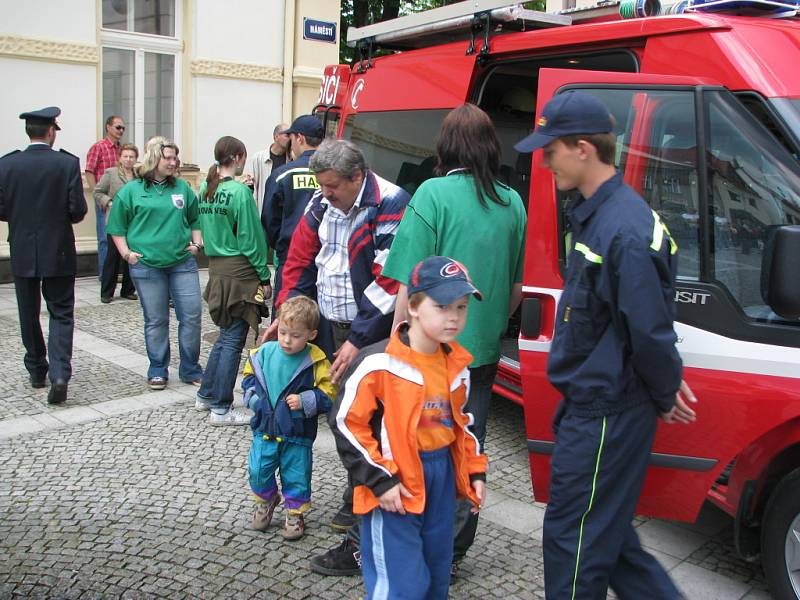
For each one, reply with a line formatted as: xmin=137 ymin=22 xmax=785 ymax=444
xmin=252 ymin=494 xmax=281 ymax=531
xmin=208 ymin=408 xmax=252 ymax=426
xmin=281 ymin=512 xmax=305 ymax=541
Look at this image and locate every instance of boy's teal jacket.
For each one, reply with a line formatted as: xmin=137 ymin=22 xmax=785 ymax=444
xmin=242 ymin=342 xmax=336 ymax=442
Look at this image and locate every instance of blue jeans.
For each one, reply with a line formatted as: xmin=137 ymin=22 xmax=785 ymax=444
xmin=197 ymin=318 xmax=249 ymax=412
xmin=96 ymin=209 xmax=107 ymax=278
xmin=129 ymin=255 xmax=203 ymax=382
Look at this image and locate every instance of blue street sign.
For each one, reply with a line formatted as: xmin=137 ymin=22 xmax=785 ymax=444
xmin=303 ymin=18 xmax=337 ymax=43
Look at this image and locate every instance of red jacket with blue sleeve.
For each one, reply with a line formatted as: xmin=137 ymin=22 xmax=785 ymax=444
xmin=276 ymin=170 xmax=410 ymax=349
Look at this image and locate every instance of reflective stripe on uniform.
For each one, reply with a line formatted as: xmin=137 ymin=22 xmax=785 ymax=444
xmin=650 ymin=210 xmax=678 ymax=255
xmin=574 ymin=242 xmax=603 ymax=264
xmin=571 ymin=416 xmax=607 ymax=600
xmin=275 ymin=166 xmax=312 ymax=183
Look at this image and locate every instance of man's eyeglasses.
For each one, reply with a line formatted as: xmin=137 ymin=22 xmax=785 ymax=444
xmin=114 ymin=125 xmax=126 ymax=131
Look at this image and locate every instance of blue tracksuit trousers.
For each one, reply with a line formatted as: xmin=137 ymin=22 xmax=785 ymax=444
xmin=543 ymin=401 xmax=681 ymax=600
xmin=361 ymin=447 xmax=455 ymax=600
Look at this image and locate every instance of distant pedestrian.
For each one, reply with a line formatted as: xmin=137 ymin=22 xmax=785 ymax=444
xmin=106 ymin=136 xmax=204 ymax=391
xmin=243 ymin=122 xmax=289 ymax=216
xmin=196 ymin=136 xmax=271 ymax=426
xmin=514 ymin=91 xmax=697 ymax=600
xmin=94 ymin=143 xmax=139 ymax=303
xmin=261 ymin=115 xmax=323 ymax=303
xmin=244 ymin=295 xmax=336 ymax=540
xmin=86 ymin=115 xmax=125 ymax=276
xmin=0 ymin=106 xmax=88 ymax=404
xmin=330 ymin=256 xmax=487 ymax=600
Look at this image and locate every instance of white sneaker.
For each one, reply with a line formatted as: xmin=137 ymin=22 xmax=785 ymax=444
xmin=208 ymin=408 xmax=253 ymax=426
xmin=195 ymin=398 xmax=211 ymax=412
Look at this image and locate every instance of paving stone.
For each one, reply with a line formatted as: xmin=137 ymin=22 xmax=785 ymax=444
xmin=0 ymin=275 xmax=772 ymax=599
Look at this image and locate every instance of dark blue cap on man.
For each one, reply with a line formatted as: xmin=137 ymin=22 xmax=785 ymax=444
xmin=408 ymin=256 xmax=482 ymax=305
xmin=282 ymin=115 xmax=324 ymax=139
xmin=19 ymin=106 xmax=61 ymax=130
xmin=514 ymin=91 xmax=613 ymax=153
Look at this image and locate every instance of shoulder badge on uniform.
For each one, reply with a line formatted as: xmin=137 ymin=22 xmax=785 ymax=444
xmin=0 ymin=149 xmax=21 ymax=159
xmin=59 ymin=149 xmax=78 ymax=159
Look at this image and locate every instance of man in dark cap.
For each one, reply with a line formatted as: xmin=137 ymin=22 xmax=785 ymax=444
xmin=0 ymin=106 xmax=88 ymax=404
xmin=514 ymin=91 xmax=696 ymax=599
xmin=261 ymin=115 xmax=324 ymax=302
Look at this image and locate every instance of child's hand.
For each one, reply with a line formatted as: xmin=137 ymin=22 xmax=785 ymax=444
xmin=378 ymin=482 xmax=412 ymax=515
xmin=470 ymin=480 xmax=486 ymax=514
xmin=286 ymin=394 xmax=301 ymax=410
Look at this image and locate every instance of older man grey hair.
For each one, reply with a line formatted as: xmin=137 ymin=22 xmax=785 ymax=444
xmin=309 ymin=139 xmax=367 ymax=179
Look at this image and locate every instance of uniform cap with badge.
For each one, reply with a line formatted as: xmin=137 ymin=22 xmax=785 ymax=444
xmin=19 ymin=106 xmax=61 ymax=131
xmin=514 ymin=92 xmax=613 ymax=153
xmin=281 ymin=115 xmax=325 ymax=139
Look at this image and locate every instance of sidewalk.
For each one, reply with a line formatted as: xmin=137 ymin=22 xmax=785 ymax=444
xmin=0 ymin=274 xmax=773 ymax=598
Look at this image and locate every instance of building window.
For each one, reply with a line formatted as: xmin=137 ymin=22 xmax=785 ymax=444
xmin=102 ymin=0 xmax=176 ymax=36
xmin=101 ymin=0 xmax=181 ymax=150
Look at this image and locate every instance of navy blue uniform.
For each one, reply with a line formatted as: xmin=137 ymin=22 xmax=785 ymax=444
xmin=544 ymin=173 xmax=682 ymax=599
xmin=261 ymin=149 xmax=319 ymax=301
xmin=0 ymin=144 xmax=87 ymax=383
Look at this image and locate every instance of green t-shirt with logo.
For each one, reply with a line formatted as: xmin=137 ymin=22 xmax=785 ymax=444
xmin=106 ymin=178 xmax=200 ymax=269
xmin=198 ymin=178 xmax=269 ymax=283
xmin=382 ymin=173 xmax=527 ymax=367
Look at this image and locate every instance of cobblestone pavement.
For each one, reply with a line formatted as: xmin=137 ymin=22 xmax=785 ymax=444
xmin=0 ymin=275 xmax=773 ymax=599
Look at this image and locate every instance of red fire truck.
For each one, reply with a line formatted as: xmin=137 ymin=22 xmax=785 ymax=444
xmin=317 ymin=1 xmax=800 ymax=596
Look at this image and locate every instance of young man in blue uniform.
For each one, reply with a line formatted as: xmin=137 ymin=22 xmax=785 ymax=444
xmin=515 ymin=91 xmax=698 ymax=599
xmin=261 ymin=115 xmax=323 ymax=303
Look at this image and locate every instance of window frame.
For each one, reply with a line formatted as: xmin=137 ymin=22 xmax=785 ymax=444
xmin=100 ymin=1 xmax=182 ymax=150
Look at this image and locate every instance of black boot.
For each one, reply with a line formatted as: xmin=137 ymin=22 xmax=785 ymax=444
xmin=309 ymin=537 xmax=361 ymax=576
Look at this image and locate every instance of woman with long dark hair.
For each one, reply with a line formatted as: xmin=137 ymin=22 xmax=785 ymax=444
xmin=382 ymin=102 xmax=527 ymax=565
xmin=107 ymin=137 xmax=204 ymax=391
xmin=195 ymin=136 xmax=271 ymax=426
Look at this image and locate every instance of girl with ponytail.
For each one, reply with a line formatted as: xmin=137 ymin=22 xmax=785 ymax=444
xmin=196 ymin=136 xmax=271 ymax=426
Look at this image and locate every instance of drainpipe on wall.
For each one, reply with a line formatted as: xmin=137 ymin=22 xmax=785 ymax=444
xmin=282 ymin=0 xmax=296 ymax=123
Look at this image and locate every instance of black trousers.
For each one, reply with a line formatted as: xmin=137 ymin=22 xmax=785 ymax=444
xmin=14 ymin=275 xmax=76 ymax=382
xmin=100 ymin=234 xmax=135 ymax=299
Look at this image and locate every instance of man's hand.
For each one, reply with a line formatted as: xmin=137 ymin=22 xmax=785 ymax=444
xmin=125 ymin=251 xmax=143 ymax=265
xmin=262 ymin=283 xmax=273 ymax=300
xmin=661 ymin=380 xmax=698 ymax=425
xmin=378 ymin=482 xmax=412 ymax=514
xmin=259 ymin=319 xmax=278 ymax=344
xmin=286 ymin=393 xmax=301 ymax=410
xmin=470 ymin=480 xmax=486 ymax=514
xmin=330 ymin=340 xmax=359 ymax=385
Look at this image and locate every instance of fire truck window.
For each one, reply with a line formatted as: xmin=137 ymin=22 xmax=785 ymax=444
xmin=705 ymin=91 xmax=800 ymax=326
xmin=555 ymin=88 xmax=701 ymax=282
xmin=341 ymin=110 xmax=450 ymax=195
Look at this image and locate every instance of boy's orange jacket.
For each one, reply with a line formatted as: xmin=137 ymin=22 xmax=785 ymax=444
xmin=330 ymin=325 xmax=488 ymax=515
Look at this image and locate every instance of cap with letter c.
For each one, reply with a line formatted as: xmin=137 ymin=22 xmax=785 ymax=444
xmin=407 ymin=256 xmax=482 ymax=305
xmin=514 ymin=91 xmax=613 ymax=153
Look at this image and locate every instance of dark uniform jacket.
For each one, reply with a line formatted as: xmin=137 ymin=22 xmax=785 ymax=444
xmin=260 ymin=149 xmax=318 ymax=263
xmin=0 ymin=144 xmax=87 ymax=277
xmin=547 ymin=173 xmax=682 ymax=418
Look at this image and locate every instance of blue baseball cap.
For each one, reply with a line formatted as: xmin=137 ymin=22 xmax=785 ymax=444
xmin=514 ymin=91 xmax=613 ymax=153
xmin=407 ymin=256 xmax=482 ymax=305
xmin=281 ymin=115 xmax=324 ymax=139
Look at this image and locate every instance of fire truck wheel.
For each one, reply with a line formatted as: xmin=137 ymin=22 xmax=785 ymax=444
xmin=762 ymin=467 xmax=800 ymax=600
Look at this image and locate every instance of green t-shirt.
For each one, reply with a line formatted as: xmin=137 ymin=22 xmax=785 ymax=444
xmin=106 ymin=178 xmax=200 ymax=269
xmin=198 ymin=178 xmax=269 ymax=282
xmin=382 ymin=173 xmax=526 ymax=367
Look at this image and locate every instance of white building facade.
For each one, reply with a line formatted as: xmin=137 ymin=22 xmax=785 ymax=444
xmin=0 ymin=0 xmax=340 ymax=279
